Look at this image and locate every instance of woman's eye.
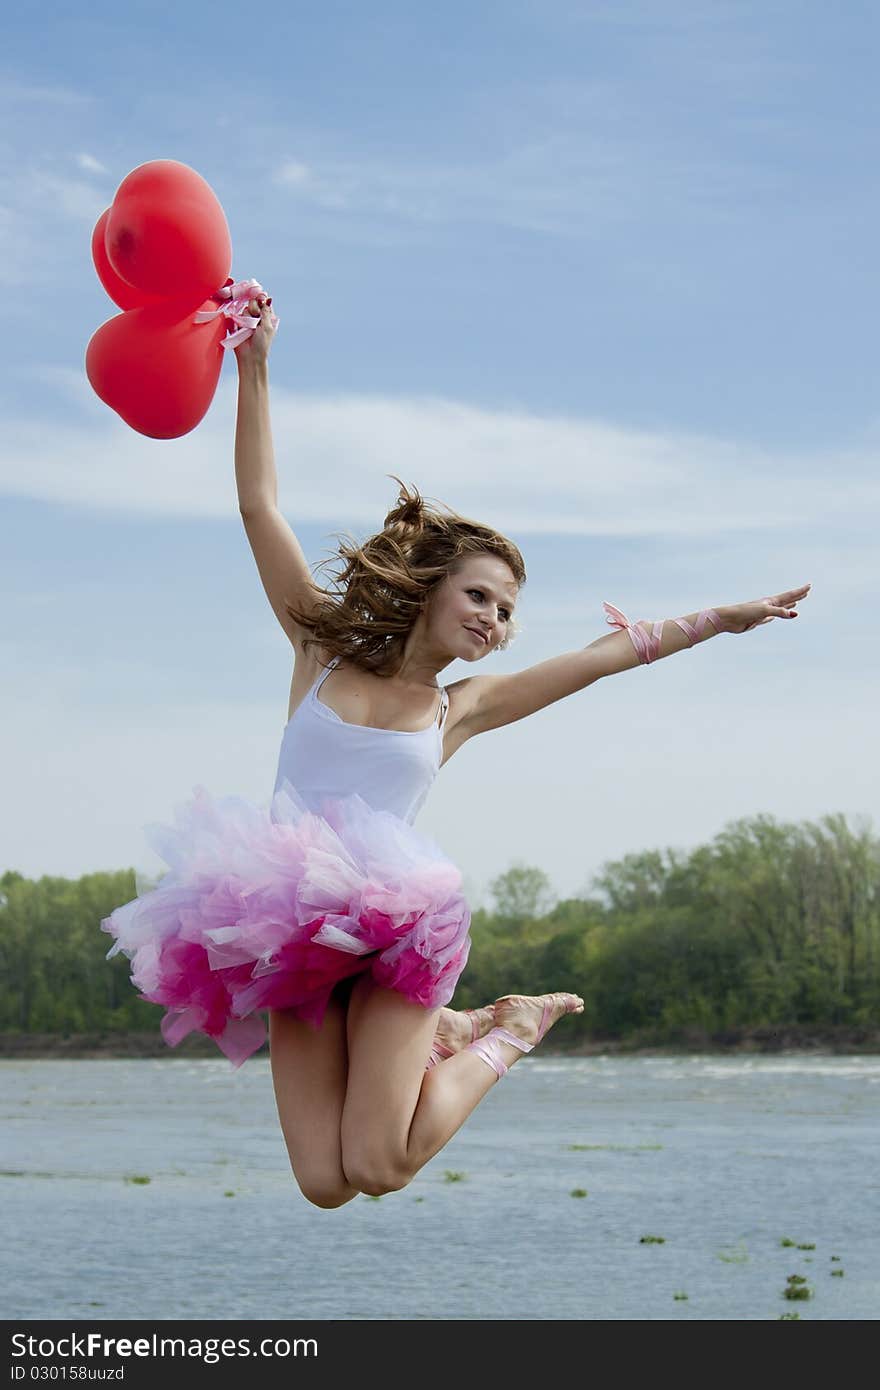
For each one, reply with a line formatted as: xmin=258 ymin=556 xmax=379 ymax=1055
xmin=470 ymin=589 xmax=509 ymax=621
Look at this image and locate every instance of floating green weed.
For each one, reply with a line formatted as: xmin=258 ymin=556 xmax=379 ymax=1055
xmin=796 ymin=1242 xmax=816 ymax=1251
xmin=717 ymin=1241 xmax=748 ymax=1264
xmin=443 ymin=1170 xmax=466 ymax=1183
xmin=364 ymin=1194 xmax=382 ymax=1201
xmin=639 ymin=1234 xmax=665 ymax=1244
xmin=125 ymin=1175 xmax=151 ymax=1185
xmin=223 ymin=1191 xmax=235 ymax=1198
xmin=779 ymin=1313 xmax=801 ymax=1319
xmin=566 ymin=1144 xmax=661 ymax=1152
xmin=830 ymin=1269 xmax=845 ymax=1278
xmin=783 ymin=1275 xmax=813 ymax=1302
xmin=673 ymin=1291 xmax=689 ymax=1301
xmin=780 ymin=1237 xmax=796 ymax=1247
xmin=413 ymin=1196 xmax=425 ymax=1203
xmin=830 ymin=1255 xmax=841 ymax=1262
xmin=570 ymin=1188 xmax=588 ymax=1198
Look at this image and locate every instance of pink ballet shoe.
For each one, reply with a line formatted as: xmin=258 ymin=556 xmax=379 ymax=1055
xmin=466 ymin=995 xmax=580 ymax=1079
xmin=424 ymin=1007 xmax=486 ymax=1071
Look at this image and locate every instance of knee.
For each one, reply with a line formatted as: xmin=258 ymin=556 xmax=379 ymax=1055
xmin=292 ymin=1169 xmax=360 ymax=1210
xmin=342 ymin=1153 xmax=412 ymax=1197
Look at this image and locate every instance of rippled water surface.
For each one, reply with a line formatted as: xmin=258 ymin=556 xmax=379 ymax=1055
xmin=2 ymin=1055 xmax=878 ymax=1320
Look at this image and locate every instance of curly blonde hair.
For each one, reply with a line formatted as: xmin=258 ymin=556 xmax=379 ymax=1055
xmin=285 ymin=476 xmax=526 ymax=676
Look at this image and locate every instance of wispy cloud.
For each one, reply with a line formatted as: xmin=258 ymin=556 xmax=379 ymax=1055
xmin=0 ymin=78 xmax=92 ymax=106
xmin=25 ymin=170 xmax=106 ymax=220
xmin=0 ymin=161 xmax=106 ymax=280
xmin=269 ymin=130 xmax=758 ymax=238
xmin=2 ymin=372 xmax=876 ymax=537
xmin=76 ymin=152 xmax=109 ymax=176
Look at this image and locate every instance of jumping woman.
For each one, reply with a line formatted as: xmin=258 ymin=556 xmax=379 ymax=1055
xmin=103 ymin=290 xmax=811 ymax=1209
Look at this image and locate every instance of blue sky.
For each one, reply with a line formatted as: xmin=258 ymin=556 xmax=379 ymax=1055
xmin=2 ymin=1 xmax=876 ymax=907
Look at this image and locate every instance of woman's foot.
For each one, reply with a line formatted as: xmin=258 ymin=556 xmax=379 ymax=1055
xmin=463 ymin=992 xmax=585 ymax=1080
xmin=493 ymin=991 xmax=584 ymax=1048
xmin=433 ymin=1004 xmax=495 ymax=1054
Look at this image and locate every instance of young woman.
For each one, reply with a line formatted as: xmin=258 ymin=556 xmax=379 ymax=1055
xmin=103 ymin=291 xmax=810 ymax=1209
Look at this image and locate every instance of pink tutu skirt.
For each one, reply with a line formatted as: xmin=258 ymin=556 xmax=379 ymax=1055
xmin=101 ymin=778 xmax=471 ymax=1068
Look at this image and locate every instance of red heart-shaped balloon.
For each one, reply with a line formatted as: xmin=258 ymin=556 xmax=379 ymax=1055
xmin=105 ymin=160 xmax=232 ymax=306
xmin=91 ymin=209 xmax=163 ymax=310
xmin=86 ymin=299 xmax=227 ymax=439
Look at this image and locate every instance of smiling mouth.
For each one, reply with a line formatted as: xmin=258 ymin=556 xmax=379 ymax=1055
xmin=466 ymin=627 xmax=489 ymax=645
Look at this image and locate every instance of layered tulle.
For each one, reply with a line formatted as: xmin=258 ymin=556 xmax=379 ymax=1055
xmin=101 ymin=778 xmax=471 ymax=1067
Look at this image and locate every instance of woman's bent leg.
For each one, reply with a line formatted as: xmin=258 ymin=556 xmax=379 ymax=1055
xmin=341 ymin=983 xmax=584 ymax=1193
xmin=269 ymin=984 xmax=361 ymax=1209
xmin=340 ymin=977 xmax=500 ymax=1195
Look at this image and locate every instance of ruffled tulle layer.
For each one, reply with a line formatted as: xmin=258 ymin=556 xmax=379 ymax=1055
xmin=101 ymin=778 xmax=471 ymax=1067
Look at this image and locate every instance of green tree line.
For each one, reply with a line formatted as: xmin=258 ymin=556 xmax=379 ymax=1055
xmin=1 ymin=810 xmax=877 ymax=1046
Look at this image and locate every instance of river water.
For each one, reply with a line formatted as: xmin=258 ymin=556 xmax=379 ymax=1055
xmin=2 ymin=1055 xmax=878 ymax=1320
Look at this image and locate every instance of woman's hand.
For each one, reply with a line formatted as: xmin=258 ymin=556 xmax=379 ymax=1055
xmin=213 ymin=286 xmax=276 ymax=371
xmin=721 ymin=583 xmax=811 ymax=634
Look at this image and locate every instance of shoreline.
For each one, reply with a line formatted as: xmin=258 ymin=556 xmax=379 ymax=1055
xmin=2 ymin=1027 xmax=879 ymax=1060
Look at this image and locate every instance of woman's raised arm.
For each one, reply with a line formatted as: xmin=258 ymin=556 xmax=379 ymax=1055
xmin=234 ymin=299 xmax=320 ymax=648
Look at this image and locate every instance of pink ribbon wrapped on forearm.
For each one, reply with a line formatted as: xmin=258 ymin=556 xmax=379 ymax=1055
xmin=603 ymin=601 xmax=664 ymax=664
xmin=194 ymin=278 xmax=280 ymax=349
xmin=603 ymin=600 xmax=723 ymax=665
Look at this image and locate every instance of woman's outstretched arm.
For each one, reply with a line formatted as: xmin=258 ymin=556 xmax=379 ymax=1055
xmin=588 ymin=585 xmax=811 ymax=678
xmin=233 ymin=297 xmax=320 ymax=644
xmin=454 ymin=584 xmax=812 ymax=738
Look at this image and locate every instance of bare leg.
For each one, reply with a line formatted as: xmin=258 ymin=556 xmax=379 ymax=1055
xmin=269 ymin=983 xmax=490 ymax=1205
xmin=339 ymin=978 xmax=583 ymax=1194
xmin=406 ymin=991 xmax=583 ymax=1171
xmin=268 ymin=980 xmax=362 ymax=1209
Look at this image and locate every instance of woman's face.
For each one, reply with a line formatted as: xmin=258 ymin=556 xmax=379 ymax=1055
xmin=430 ymin=555 xmax=519 ymax=659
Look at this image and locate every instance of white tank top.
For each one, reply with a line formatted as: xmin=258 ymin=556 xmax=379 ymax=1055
xmin=273 ymin=655 xmax=450 ymax=825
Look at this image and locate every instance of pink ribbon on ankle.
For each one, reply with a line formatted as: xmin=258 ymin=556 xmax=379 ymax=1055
xmin=194 ymin=278 xmax=280 ymax=350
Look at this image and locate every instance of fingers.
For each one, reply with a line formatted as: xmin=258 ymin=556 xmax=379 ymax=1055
xmin=245 ymin=292 xmax=273 ymax=317
xmin=770 ymin=583 xmax=811 ymax=616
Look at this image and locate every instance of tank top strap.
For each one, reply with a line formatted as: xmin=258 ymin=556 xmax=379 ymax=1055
xmin=437 ymin=685 xmax=450 ymax=731
xmin=312 ymin=655 xmax=340 ymax=699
